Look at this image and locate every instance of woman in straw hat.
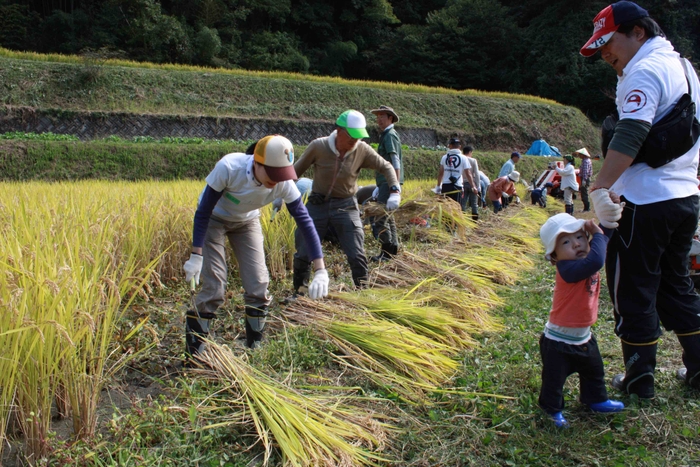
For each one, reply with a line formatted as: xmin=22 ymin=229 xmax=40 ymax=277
xmin=574 ymin=148 xmax=592 ymax=212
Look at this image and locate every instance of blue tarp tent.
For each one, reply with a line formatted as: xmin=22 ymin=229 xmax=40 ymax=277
xmin=525 ymin=139 xmax=561 ymax=156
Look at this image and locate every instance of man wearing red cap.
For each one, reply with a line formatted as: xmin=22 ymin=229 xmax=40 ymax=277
xmin=581 ymin=1 xmax=700 ymax=396
xmin=182 ymin=135 xmax=329 ymax=355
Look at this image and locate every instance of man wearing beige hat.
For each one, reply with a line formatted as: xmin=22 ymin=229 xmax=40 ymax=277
xmin=369 ymin=105 xmax=403 ymax=262
xmin=573 ymin=148 xmax=592 ymax=212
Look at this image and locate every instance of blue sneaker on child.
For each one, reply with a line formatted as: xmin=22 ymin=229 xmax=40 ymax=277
xmin=549 ymin=412 xmax=569 ymax=428
xmin=588 ymin=400 xmax=625 ymax=413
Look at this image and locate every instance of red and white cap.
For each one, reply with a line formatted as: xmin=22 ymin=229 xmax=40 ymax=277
xmin=580 ymin=1 xmax=649 ymax=57
xmin=254 ymin=135 xmax=298 ymax=182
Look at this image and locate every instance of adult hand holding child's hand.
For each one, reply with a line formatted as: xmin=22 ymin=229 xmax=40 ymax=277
xmin=584 ymin=219 xmax=603 ymax=236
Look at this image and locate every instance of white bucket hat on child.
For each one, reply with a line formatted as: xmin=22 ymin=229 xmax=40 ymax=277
xmin=540 ymin=213 xmax=586 ymax=260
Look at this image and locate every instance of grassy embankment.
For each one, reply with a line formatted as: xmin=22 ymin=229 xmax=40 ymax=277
xmin=0 ymin=47 xmax=599 ymax=151
xmin=0 ymin=132 xmax=566 ymax=182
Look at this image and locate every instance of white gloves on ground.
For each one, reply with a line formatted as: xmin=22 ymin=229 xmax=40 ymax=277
xmin=308 ymin=269 xmax=329 ymax=299
xmin=386 ymin=192 xmax=401 ymax=211
xmin=184 ymin=253 xmax=203 ymax=285
xmin=591 ymin=188 xmax=624 ymax=228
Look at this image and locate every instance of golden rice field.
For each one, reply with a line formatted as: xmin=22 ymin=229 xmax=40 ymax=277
xmin=0 ymin=179 xmax=548 ymax=465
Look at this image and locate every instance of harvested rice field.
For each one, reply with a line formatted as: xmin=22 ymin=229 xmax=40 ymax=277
xmin=1 ymin=180 xmax=698 ymax=466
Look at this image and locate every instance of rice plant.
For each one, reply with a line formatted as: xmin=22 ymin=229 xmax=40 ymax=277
xmin=0 ymin=181 xmax=198 ymax=459
xmin=195 ymin=343 xmax=387 ymax=467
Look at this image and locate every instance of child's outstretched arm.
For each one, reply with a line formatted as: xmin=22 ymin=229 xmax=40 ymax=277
xmin=557 ymin=229 xmax=609 ymax=283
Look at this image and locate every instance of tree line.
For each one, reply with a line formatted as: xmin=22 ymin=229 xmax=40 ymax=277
xmin=1 ymin=0 xmax=698 ymax=121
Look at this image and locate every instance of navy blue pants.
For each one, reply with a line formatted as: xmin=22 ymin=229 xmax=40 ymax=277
xmin=539 ymin=334 xmax=608 ymax=414
xmin=606 ymin=194 xmax=700 ymax=343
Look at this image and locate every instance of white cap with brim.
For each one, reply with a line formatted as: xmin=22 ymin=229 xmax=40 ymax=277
xmin=540 ymin=213 xmax=587 ymax=260
xmin=508 ymin=171 xmax=520 ymax=183
xmin=254 ymin=135 xmax=298 ymax=182
xmin=336 ymin=110 xmax=370 ymax=139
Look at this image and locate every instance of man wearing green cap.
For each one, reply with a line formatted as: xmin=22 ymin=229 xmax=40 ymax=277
xmin=293 ymin=110 xmax=401 ymax=291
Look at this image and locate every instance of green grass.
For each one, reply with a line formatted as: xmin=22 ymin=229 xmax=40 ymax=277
xmin=0 ymin=136 xmax=599 ymax=181
xmin=0 ymin=54 xmax=600 ymax=150
xmin=0 ymin=47 xmax=560 ymax=105
xmin=391 ymin=254 xmax=700 ymax=466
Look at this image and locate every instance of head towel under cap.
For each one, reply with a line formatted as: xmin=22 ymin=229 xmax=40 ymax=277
xmin=580 ymin=1 xmax=649 ymax=57
xmin=540 ymin=213 xmax=587 ymax=260
xmin=254 ymin=135 xmax=298 ymax=182
xmin=336 ymin=110 xmax=369 ymax=139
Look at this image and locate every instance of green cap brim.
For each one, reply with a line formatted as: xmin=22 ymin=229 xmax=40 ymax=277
xmin=346 ymin=127 xmax=369 ymax=139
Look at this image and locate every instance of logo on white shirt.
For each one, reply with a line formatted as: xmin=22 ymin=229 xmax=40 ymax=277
xmin=446 ymin=155 xmax=463 ymax=169
xmin=622 ymin=89 xmax=647 ymax=114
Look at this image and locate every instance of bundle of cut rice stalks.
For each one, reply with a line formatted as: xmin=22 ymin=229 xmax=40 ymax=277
xmin=427 ymin=246 xmax=534 ymax=286
xmin=195 ymin=342 xmax=388 ymax=467
xmin=284 ymin=297 xmax=461 ymax=400
xmin=363 ymin=196 xmax=474 ymax=242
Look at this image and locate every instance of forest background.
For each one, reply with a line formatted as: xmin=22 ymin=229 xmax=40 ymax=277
xmin=1 ymin=0 xmax=699 ymax=122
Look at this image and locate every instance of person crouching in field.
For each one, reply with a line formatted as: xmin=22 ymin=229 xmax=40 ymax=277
xmin=183 ymin=135 xmax=329 ymax=356
xmin=538 ymin=214 xmax=624 ymax=427
xmin=487 ymin=171 xmax=519 ymax=213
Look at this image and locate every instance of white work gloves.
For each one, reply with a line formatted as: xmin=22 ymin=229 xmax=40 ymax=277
xmin=308 ymin=269 xmax=329 ymax=299
xmin=591 ymin=188 xmax=624 ymax=228
xmin=433 ymin=185 xmax=442 ymax=194
xmin=515 ymin=196 xmax=521 ymax=204
xmin=184 ymin=253 xmax=203 ymax=285
xmin=386 ymin=192 xmax=401 ymax=211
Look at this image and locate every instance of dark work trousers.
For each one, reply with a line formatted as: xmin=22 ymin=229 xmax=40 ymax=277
xmin=501 ymin=193 xmax=511 ymax=209
xmin=492 ymin=199 xmax=503 ymax=213
xmin=539 ymin=334 xmax=608 ymax=414
xmin=463 ymin=181 xmax=479 ymax=217
xmin=373 ymin=182 xmax=399 ymax=247
xmin=294 ymin=195 xmax=368 ymax=287
xmin=606 ymin=195 xmax=700 ymax=343
xmin=441 ymin=183 xmax=463 ymax=207
xmin=580 ymin=178 xmax=590 ymax=211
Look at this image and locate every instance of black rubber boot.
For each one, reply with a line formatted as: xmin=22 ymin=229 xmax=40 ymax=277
xmin=244 ymin=305 xmax=268 ymax=349
xmin=611 ymin=341 xmax=657 ymax=399
xmin=292 ymin=258 xmax=311 ymax=297
xmin=565 ymin=204 xmax=574 ymax=215
xmin=371 ymin=243 xmax=394 ymax=262
xmin=185 ymin=310 xmax=216 ymax=363
xmin=352 ymin=274 xmax=368 ymax=289
xmin=677 ymin=333 xmax=700 ymax=389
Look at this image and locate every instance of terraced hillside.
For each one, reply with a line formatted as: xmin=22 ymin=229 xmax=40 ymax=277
xmin=1 ymin=49 xmax=599 ymax=151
